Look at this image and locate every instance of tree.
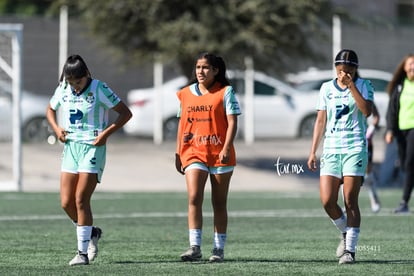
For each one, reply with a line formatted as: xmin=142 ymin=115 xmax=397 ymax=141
xmin=71 ymin=0 xmax=336 ymax=78
xmin=0 ymin=0 xmax=58 ymax=16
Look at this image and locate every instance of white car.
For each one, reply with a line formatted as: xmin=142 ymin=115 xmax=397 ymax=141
xmin=0 ymin=80 xmax=53 ymax=142
xmin=123 ymin=71 xmax=318 ymax=139
xmin=285 ymin=68 xmax=392 ymax=127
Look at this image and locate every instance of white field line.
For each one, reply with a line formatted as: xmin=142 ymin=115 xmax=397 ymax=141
xmin=0 ymin=209 xmax=399 ymax=221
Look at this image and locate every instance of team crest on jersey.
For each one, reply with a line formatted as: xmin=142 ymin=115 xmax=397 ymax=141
xmin=86 ymin=92 xmax=95 ymax=104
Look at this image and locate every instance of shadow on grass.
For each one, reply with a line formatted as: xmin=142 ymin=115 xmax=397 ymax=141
xmin=112 ymin=258 xmax=414 ymax=265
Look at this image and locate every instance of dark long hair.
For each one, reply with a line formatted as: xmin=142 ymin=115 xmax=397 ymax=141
xmin=59 ymin=54 xmax=91 ymax=82
xmin=187 ymin=52 xmax=230 ymax=86
xmin=387 ymin=53 xmax=414 ymax=96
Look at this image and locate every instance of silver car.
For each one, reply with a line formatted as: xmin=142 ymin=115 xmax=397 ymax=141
xmin=0 ymin=80 xmax=53 ymax=142
xmin=123 ymin=70 xmax=318 ymax=139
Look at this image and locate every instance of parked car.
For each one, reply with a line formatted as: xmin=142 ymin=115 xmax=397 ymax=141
xmin=123 ymin=70 xmax=318 ymax=139
xmin=0 ymin=80 xmax=53 ymax=142
xmin=285 ymin=68 xmax=392 ymax=127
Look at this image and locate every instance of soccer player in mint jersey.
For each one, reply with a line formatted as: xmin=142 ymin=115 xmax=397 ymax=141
xmin=46 ymin=55 xmax=132 ymax=266
xmin=307 ymin=49 xmax=374 ymax=264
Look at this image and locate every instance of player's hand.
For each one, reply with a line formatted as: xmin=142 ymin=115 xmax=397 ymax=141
xmin=307 ymin=153 xmax=318 ymax=172
xmin=385 ymin=131 xmax=393 ymax=144
xmin=219 ymin=149 xmax=230 ymax=164
xmin=93 ymin=134 xmax=107 ymax=146
xmin=175 ymin=153 xmax=185 ymax=175
xmin=56 ymin=127 xmax=68 ymax=143
xmin=338 ymin=70 xmax=353 ymax=88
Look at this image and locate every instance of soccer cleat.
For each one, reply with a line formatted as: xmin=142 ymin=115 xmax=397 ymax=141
xmin=209 ymin=248 xmax=224 ymax=262
xmin=88 ymin=226 xmax=102 ymax=261
xmin=338 ymin=250 xmax=355 ymax=264
xmin=371 ymin=201 xmax=381 ymax=213
xmin=180 ymin=246 xmax=202 ymax=261
xmin=336 ymin=233 xmax=346 ymax=258
xmin=368 ymin=187 xmax=381 ymax=213
xmin=394 ymin=202 xmax=409 ymax=214
xmin=69 ymin=251 xmax=89 ymax=266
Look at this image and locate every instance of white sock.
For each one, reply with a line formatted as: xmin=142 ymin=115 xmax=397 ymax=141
xmin=346 ymin=227 xmax=360 ymax=253
xmin=213 ymin=233 xmax=227 ymax=250
xmin=77 ymin=226 xmax=92 ymax=254
xmin=331 ymin=213 xmax=347 ymax=233
xmin=364 ymin=172 xmax=373 ymax=187
xmin=189 ymin=229 xmax=202 ymax=247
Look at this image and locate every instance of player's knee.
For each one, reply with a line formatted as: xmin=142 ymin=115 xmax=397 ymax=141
xmin=61 ymin=199 xmax=73 ymax=211
xmin=344 ymin=198 xmax=358 ymax=210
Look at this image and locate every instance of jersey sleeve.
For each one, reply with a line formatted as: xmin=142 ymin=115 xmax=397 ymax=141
xmin=316 ymin=82 xmax=328 ymax=111
xmin=49 ymin=82 xmax=66 ymax=110
xmin=97 ymin=81 xmax=121 ymax=109
xmin=224 ymin=86 xmax=241 ymax=115
xmin=361 ymin=79 xmax=375 ymax=102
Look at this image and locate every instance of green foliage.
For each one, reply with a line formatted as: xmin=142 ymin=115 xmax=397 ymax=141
xmin=0 ymin=0 xmax=53 ymax=16
xmin=0 ymin=190 xmax=413 ymax=275
xmin=0 ymin=0 xmax=337 ymax=77
xmin=72 ymin=0 xmax=336 ymax=77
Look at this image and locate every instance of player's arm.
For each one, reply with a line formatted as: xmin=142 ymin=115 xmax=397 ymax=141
xmin=308 ymin=110 xmax=326 ymax=171
xmin=175 ymin=106 xmax=184 ymax=175
xmin=219 ymin=114 xmax=238 ymax=164
xmin=372 ymin=103 xmax=380 ymax=127
xmin=46 ymin=104 xmax=67 ymax=143
xmin=94 ymin=101 xmax=132 ymax=146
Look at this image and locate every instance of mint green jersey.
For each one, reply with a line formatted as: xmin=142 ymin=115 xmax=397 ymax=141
xmin=317 ymin=78 xmax=374 ymax=154
xmin=49 ymin=79 xmax=121 ymax=144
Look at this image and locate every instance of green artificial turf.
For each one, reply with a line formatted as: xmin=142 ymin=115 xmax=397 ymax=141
xmin=0 ymin=190 xmax=412 ymax=275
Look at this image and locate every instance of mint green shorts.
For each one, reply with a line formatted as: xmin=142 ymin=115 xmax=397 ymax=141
xmin=320 ymin=152 xmax=367 ymax=179
xmin=61 ymin=141 xmax=106 ymax=183
xmin=185 ymin=162 xmax=234 ymax=174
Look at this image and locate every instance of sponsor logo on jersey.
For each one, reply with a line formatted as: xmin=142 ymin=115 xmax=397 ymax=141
xmin=69 ymin=109 xmax=83 ymax=124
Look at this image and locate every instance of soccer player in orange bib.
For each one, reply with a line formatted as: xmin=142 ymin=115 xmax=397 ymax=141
xmin=175 ymin=53 xmax=241 ymax=262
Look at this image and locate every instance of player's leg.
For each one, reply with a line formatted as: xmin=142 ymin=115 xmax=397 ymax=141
xmin=365 ymin=139 xmax=381 ymax=212
xmin=69 ymin=172 xmax=97 ymax=266
xmin=339 ymin=151 xmax=366 ymax=264
xmin=209 ymin=170 xmax=232 ymax=262
xmin=320 ymin=174 xmax=347 ymax=258
xmin=68 ymin=143 xmax=103 ymax=265
xmin=60 ymin=172 xmax=79 ymax=223
xmin=398 ymin=129 xmax=414 ymax=212
xmin=180 ymin=165 xmax=209 ymax=261
xmin=320 ymin=175 xmax=343 ymax=219
xmin=60 ymin=142 xmax=80 ymax=224
xmin=340 ymin=175 xmax=362 ymax=264
xmin=319 ymin=153 xmax=349 ymax=258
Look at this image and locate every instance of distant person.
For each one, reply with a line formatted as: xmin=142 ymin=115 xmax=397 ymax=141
xmin=364 ymin=103 xmax=381 ymax=212
xmin=385 ymin=53 xmax=414 ymax=213
xmin=175 ymin=52 xmax=241 ymax=262
xmin=378 ymin=139 xmax=403 ymax=187
xmin=46 ymin=54 xmax=132 ymax=266
xmin=307 ymin=49 xmax=374 ymax=264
